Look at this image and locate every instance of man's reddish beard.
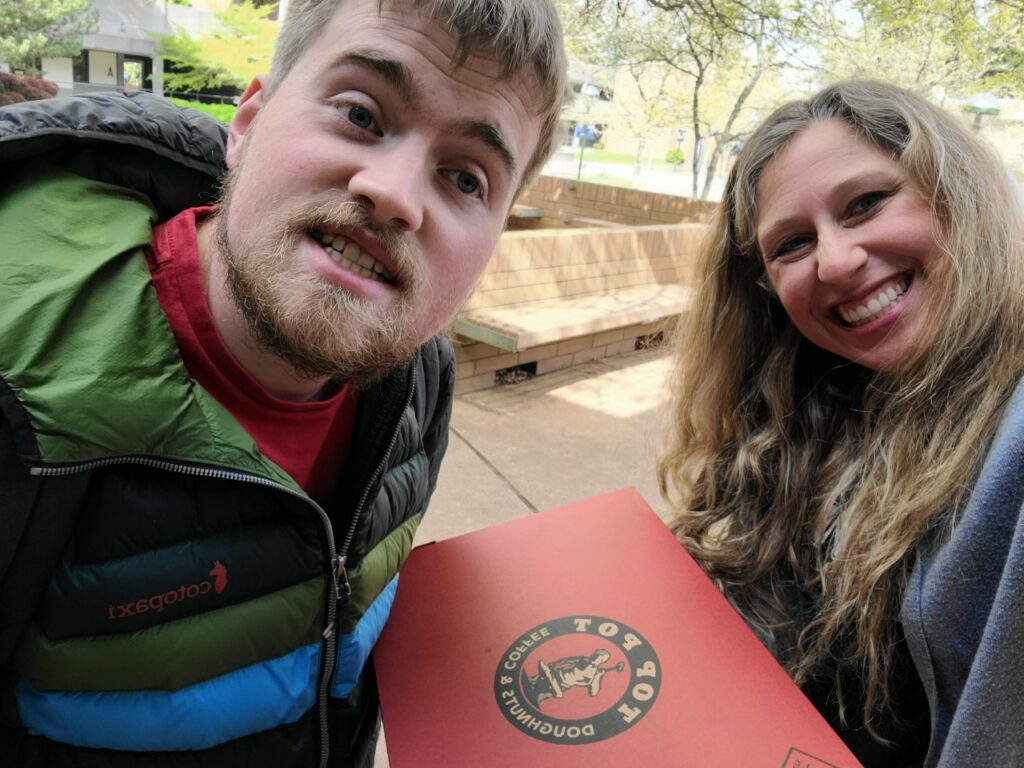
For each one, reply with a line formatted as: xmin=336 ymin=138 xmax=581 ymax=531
xmin=213 ymin=162 xmax=429 ymax=388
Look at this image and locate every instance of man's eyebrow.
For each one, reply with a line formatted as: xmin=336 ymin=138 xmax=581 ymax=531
xmin=457 ymin=120 xmax=517 ymax=178
xmin=335 ymin=50 xmax=415 ymax=102
xmin=331 ymin=49 xmax=518 ymax=178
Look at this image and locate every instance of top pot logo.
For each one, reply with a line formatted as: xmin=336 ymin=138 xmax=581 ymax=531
xmin=494 ymin=615 xmax=660 ymax=745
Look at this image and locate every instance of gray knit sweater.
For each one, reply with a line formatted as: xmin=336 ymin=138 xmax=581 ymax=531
xmin=902 ymin=378 xmax=1024 ymax=767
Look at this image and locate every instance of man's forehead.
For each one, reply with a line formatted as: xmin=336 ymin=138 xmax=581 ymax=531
xmin=303 ymin=0 xmax=542 ymax=102
xmin=275 ymin=0 xmax=545 ymax=188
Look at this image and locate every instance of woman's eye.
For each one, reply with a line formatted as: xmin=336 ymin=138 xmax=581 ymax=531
xmin=849 ymin=190 xmax=889 ymax=217
xmin=771 ymin=234 xmax=812 ymax=261
xmin=346 ymin=105 xmax=377 ymax=132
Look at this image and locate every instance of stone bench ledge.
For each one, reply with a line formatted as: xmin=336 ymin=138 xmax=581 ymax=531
xmin=452 ymin=283 xmax=692 ymax=352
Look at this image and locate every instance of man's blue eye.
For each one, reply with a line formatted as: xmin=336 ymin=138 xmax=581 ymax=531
xmin=455 ymin=172 xmax=479 ymax=195
xmin=347 ymin=105 xmax=374 ymax=130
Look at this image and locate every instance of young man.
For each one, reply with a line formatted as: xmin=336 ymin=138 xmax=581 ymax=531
xmin=0 ymin=0 xmax=568 ymax=765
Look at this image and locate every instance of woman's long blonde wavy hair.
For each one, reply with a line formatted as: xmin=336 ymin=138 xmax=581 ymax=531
xmin=658 ymin=80 xmax=1024 ymax=731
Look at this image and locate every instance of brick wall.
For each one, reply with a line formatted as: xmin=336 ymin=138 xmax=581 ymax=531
xmin=452 ymin=319 xmax=676 ymax=395
xmin=451 ymin=221 xmax=705 ymax=393
xmin=450 ymin=177 xmax=712 ymax=393
xmin=516 ymin=175 xmax=718 ymax=227
xmin=463 ymin=223 xmax=707 ymax=311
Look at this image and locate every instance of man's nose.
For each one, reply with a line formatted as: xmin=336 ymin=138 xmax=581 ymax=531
xmin=348 ymin=145 xmax=425 ymax=232
xmin=816 ymin=228 xmax=868 ymax=284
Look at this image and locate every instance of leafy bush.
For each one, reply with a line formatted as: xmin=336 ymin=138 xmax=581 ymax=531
xmin=154 ymin=1 xmax=275 ymax=92
xmin=665 ymin=147 xmax=686 ymax=166
xmin=168 ymin=97 xmax=237 ymax=123
xmin=0 ymin=72 xmax=58 ymax=106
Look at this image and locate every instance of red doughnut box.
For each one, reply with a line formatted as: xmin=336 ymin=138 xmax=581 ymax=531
xmin=375 ymin=487 xmax=860 ymax=768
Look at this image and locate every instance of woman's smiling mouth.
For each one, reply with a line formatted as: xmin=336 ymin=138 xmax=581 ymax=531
xmin=835 ymin=275 xmax=910 ymax=327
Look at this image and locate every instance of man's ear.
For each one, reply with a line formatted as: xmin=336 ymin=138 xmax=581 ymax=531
xmin=226 ymin=74 xmax=272 ymax=169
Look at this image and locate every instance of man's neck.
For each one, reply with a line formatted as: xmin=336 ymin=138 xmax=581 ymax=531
xmin=195 ymin=217 xmax=333 ymax=403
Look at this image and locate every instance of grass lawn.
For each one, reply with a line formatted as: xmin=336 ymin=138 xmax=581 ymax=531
xmin=573 ymin=147 xmax=675 ymax=169
xmin=169 ymin=97 xmax=236 ymax=123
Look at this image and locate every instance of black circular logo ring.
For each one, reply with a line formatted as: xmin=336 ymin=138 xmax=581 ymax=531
xmin=494 ymin=615 xmax=660 ymax=744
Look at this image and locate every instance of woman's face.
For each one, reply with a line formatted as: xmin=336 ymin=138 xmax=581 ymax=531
xmin=755 ymin=120 xmax=942 ymax=372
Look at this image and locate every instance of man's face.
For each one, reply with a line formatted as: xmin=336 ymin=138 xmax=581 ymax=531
xmin=216 ymin=0 xmax=543 ymax=384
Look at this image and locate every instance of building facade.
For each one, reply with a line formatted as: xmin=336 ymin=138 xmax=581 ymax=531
xmin=40 ymin=0 xmax=216 ymax=97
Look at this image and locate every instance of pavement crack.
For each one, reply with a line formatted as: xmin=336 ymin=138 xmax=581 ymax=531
xmin=450 ymin=426 xmax=538 ymax=513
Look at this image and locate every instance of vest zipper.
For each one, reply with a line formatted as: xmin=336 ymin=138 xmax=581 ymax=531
xmin=334 ymin=373 xmax=417 ymax=608
xmin=29 ymin=456 xmax=341 ymax=768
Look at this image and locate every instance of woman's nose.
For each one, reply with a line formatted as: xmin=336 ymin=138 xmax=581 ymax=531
xmin=816 ymin=229 xmax=868 ymax=284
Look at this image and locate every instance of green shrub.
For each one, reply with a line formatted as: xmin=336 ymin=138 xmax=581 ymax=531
xmin=665 ymin=147 xmax=686 ymax=165
xmin=168 ymin=97 xmax=237 ymax=123
xmin=0 ymin=72 xmax=58 ymax=106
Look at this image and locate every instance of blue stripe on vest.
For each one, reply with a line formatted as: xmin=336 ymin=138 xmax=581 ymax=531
xmin=16 ymin=643 xmax=320 ymax=751
xmin=332 ymin=574 xmax=399 ymax=698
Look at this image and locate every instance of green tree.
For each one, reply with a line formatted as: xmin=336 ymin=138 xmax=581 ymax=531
xmin=0 ymin=0 xmax=97 ymax=75
xmin=567 ymin=0 xmax=1024 ymax=197
xmin=821 ymin=0 xmax=1024 ymax=99
xmin=571 ymin=0 xmax=815 ymax=198
xmin=154 ymin=0 xmax=278 ymax=92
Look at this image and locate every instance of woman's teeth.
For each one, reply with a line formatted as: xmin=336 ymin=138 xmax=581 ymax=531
xmin=838 ymin=278 xmax=909 ymax=326
xmin=316 ymin=230 xmax=394 ymax=284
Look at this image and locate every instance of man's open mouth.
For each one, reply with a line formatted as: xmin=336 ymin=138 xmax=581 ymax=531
xmin=312 ymin=229 xmax=395 ymax=285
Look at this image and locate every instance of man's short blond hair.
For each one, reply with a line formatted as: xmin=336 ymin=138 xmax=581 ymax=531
xmin=271 ymin=0 xmax=569 ymax=190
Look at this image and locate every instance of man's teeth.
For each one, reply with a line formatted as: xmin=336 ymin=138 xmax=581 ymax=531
xmin=316 ymin=231 xmax=394 ymax=283
xmin=838 ymin=278 xmax=909 ymax=326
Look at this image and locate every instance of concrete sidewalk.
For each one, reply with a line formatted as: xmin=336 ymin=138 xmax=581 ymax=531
xmin=374 ymin=344 xmax=676 ymax=766
xmin=420 ymin=344 xmax=674 ymax=542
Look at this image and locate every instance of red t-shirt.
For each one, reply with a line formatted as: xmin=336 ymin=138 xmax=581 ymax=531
xmin=146 ymin=207 xmax=357 ymax=508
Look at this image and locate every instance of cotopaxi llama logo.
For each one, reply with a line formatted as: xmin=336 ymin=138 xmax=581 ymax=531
xmin=494 ymin=615 xmax=660 ymax=744
xmin=107 ymin=560 xmax=228 ymax=620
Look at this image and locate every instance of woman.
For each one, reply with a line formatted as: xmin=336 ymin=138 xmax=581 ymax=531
xmin=659 ymin=80 xmax=1024 ymax=766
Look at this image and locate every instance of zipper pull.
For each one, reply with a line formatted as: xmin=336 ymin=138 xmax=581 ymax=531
xmin=333 ymin=555 xmax=352 ymax=606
